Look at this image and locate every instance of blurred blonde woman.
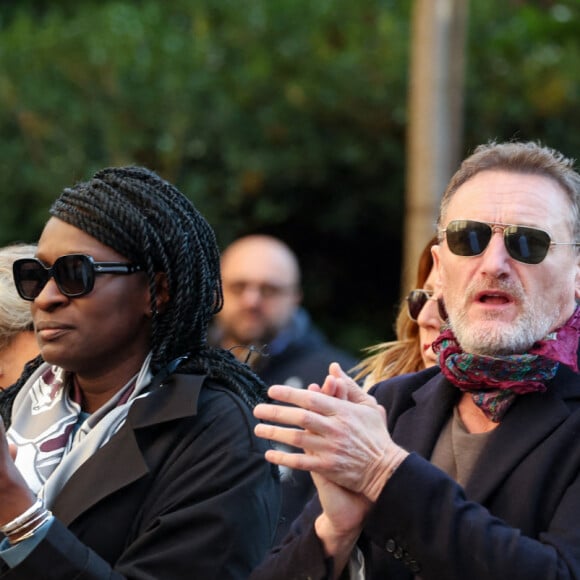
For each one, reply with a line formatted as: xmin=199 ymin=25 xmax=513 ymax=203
xmin=354 ymin=235 xmax=445 ymax=388
xmin=0 ymin=243 xmax=39 ymax=388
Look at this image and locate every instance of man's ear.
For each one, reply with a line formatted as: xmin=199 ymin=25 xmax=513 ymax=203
xmin=431 ymin=244 xmax=442 ymax=279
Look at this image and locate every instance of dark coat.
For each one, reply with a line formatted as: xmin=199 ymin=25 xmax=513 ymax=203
xmin=1 ymin=374 xmax=280 ymax=579
xmin=255 ymin=315 xmax=357 ymax=389
xmin=251 ymin=363 xmax=580 ymax=580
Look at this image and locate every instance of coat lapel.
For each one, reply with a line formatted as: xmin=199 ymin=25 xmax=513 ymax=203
xmin=390 ymin=367 xmax=580 ymax=505
xmin=52 ymin=422 xmax=149 ymax=525
xmin=51 ymin=373 xmax=206 ymax=525
xmin=464 ymin=376 xmax=573 ymax=502
xmin=391 ymin=374 xmax=459 ymax=458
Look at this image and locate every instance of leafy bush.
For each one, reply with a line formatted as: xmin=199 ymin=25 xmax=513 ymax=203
xmin=0 ymin=0 xmax=578 ymax=354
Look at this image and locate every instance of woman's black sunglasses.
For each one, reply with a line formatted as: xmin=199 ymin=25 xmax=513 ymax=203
xmin=406 ymin=289 xmax=447 ymax=322
xmin=13 ymin=254 xmax=142 ymax=301
xmin=440 ymin=219 xmax=580 ymax=265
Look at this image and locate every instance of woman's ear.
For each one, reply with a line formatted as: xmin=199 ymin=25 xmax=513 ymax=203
xmin=155 ymin=272 xmax=170 ymax=313
xmin=147 ymin=272 xmax=170 ymax=316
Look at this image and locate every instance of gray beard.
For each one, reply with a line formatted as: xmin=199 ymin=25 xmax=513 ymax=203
xmin=451 ymin=307 xmax=556 ymax=356
xmin=448 ymin=279 xmax=560 ymax=356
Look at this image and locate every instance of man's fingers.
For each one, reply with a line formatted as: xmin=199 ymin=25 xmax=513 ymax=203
xmin=255 ymin=401 xmax=295 ymax=423
xmin=328 ymin=362 xmax=344 ymax=378
xmin=255 ymin=422 xmax=307 ymax=449
xmin=254 ymin=402 xmax=316 ymax=428
xmin=318 ymin=374 xmax=343 ymax=398
xmin=254 ymin=406 xmax=332 ymax=442
xmin=328 ymin=363 xmax=370 ymax=404
xmin=264 ymin=384 xmax=343 ymax=416
xmin=263 ymin=448 xmax=321 ymax=472
xmin=254 ymin=422 xmax=332 ymax=471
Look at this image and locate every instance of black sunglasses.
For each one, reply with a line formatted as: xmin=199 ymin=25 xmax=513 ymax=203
xmin=406 ymin=289 xmax=447 ymax=322
xmin=441 ymin=219 xmax=580 ymax=265
xmin=13 ymin=254 xmax=143 ymax=301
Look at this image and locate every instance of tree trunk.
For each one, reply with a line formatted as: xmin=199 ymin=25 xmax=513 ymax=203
xmin=402 ymin=0 xmax=469 ymax=293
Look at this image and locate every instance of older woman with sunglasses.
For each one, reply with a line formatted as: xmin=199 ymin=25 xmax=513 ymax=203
xmin=0 ymin=167 xmax=279 ymax=578
xmin=353 ymin=235 xmax=445 ymax=388
xmin=0 ymin=245 xmax=40 ymax=390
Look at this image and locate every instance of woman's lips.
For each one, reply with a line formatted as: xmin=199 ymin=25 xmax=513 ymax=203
xmin=36 ymin=323 xmax=73 ymax=341
xmin=38 ymin=328 xmax=70 ymax=341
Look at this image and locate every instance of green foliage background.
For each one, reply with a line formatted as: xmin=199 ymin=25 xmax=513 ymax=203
xmin=0 ymin=0 xmax=578 ymax=355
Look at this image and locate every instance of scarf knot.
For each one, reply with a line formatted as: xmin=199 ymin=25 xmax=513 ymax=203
xmin=432 ymin=306 xmax=580 ymax=422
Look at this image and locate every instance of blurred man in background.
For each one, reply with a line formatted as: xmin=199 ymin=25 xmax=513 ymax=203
xmin=212 ymin=234 xmax=356 ymax=388
xmin=211 ymin=233 xmax=357 ymax=542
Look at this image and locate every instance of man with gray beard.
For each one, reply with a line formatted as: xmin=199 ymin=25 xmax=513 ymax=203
xmin=249 ymin=140 xmax=580 ymax=580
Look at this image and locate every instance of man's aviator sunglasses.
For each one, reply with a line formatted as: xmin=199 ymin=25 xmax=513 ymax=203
xmin=13 ymin=254 xmax=143 ymax=301
xmin=440 ymin=220 xmax=580 ymax=265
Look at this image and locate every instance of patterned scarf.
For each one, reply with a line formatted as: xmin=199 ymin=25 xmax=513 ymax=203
xmin=432 ymin=307 xmax=580 ymax=422
xmin=7 ymin=354 xmax=153 ymax=508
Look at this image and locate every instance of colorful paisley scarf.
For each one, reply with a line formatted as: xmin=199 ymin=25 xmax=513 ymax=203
xmin=431 ymin=306 xmax=580 ymax=422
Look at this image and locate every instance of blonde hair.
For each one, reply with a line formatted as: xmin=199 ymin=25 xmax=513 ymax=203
xmin=353 ymin=235 xmax=438 ymax=387
xmin=0 ymin=244 xmax=37 ymax=350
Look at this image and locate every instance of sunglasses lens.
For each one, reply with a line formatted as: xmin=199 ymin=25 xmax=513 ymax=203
xmin=437 ymin=298 xmax=448 ymax=322
xmin=504 ymin=226 xmax=550 ymax=264
xmin=53 ymin=255 xmax=93 ymax=296
xmin=445 ymin=220 xmax=492 ymax=256
xmin=407 ymin=290 xmax=428 ymax=321
xmin=14 ymin=260 xmax=48 ymax=300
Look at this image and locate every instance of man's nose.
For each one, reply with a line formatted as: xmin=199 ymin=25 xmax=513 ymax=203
xmin=238 ymin=285 xmax=265 ymax=304
xmin=479 ymin=231 xmax=512 ymax=277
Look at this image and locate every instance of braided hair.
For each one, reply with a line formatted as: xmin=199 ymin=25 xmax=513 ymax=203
xmin=20 ymin=167 xmax=267 ymax=414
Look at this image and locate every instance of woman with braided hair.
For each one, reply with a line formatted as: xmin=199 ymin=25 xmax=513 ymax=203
xmin=0 ymin=166 xmax=280 ymax=578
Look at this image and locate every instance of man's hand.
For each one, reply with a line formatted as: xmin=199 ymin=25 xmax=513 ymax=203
xmin=253 ymin=363 xmax=408 ymax=502
xmin=311 ymin=471 xmax=370 ymax=577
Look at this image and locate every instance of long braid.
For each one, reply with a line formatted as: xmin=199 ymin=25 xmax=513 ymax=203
xmin=46 ymin=166 xmax=267 ymax=407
